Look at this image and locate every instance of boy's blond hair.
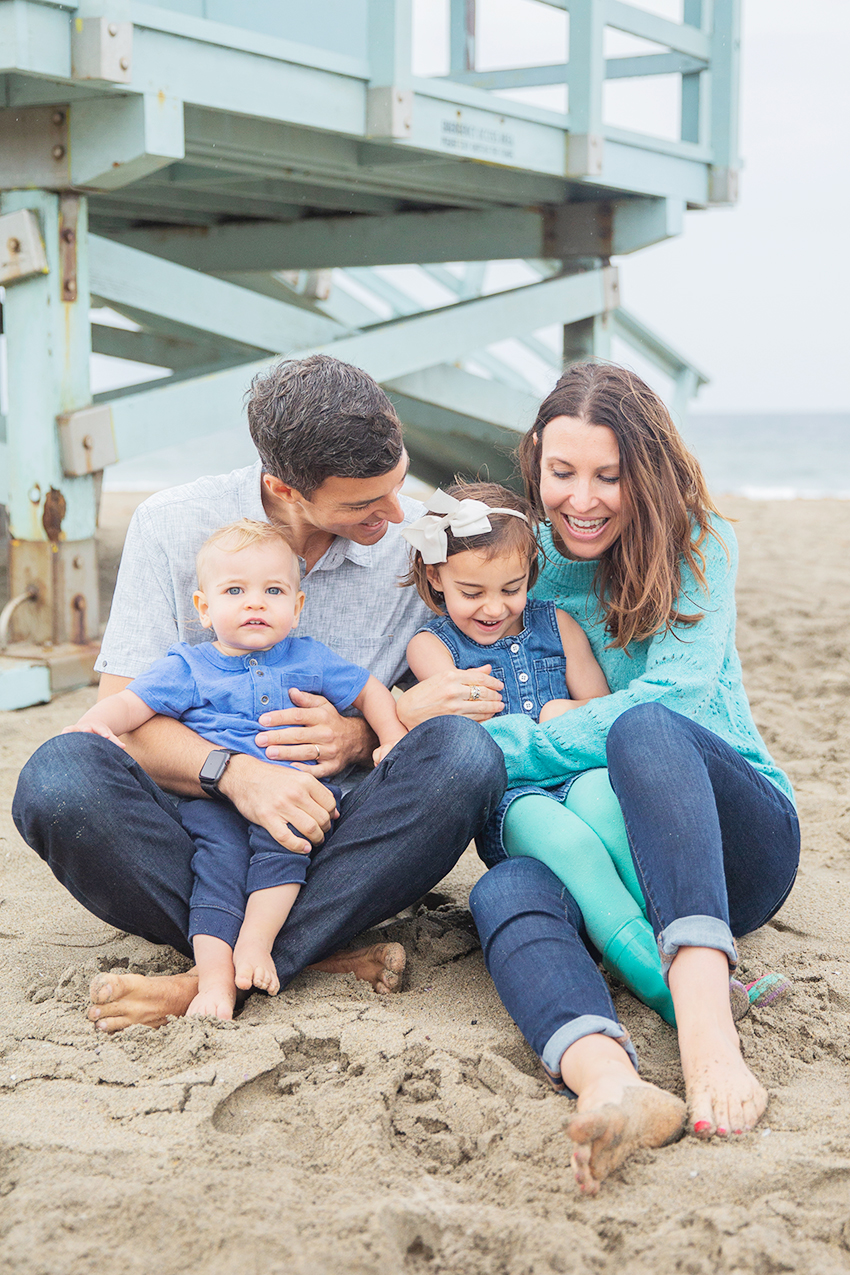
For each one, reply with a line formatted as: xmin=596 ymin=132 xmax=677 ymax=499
xmin=195 ymin=519 xmax=300 ymax=586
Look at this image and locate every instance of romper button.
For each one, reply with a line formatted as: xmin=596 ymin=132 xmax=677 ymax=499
xmin=256 ymin=669 xmax=264 ymax=676
xmin=510 ymin=643 xmax=520 ymax=653
xmin=518 ymin=672 xmax=528 ymax=683
xmin=261 ymin=695 xmax=269 ymax=704
xmin=523 ymin=700 xmax=533 ymax=711
xmin=248 ymin=659 xmax=258 ymax=666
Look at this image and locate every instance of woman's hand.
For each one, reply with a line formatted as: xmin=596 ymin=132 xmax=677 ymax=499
xmin=256 ymin=689 xmax=374 ymax=779
xmin=396 ymin=665 xmax=504 ymax=728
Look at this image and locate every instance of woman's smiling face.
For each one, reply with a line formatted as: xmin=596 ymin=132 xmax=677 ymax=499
xmin=538 ymin=415 xmax=624 ymax=559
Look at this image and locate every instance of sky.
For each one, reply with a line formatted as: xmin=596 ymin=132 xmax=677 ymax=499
xmin=616 ymin=0 xmax=850 ymax=413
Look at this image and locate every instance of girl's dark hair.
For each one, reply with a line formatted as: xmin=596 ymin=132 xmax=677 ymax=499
xmin=403 ymin=480 xmax=540 ymax=616
xmin=518 ymin=362 xmax=723 ymax=649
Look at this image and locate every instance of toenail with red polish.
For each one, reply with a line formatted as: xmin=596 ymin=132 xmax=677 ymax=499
xmin=717 ymin=1127 xmax=728 ymax=1135
xmin=693 ymin=1120 xmax=711 ymax=1133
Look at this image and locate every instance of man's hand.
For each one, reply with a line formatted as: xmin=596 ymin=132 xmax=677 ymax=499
xmin=255 ymin=689 xmax=375 ymax=778
xmin=218 ymin=753 xmax=339 ymax=853
xmin=396 ymin=665 xmax=504 ymax=729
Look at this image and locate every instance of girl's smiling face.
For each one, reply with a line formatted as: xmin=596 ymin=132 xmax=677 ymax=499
xmin=426 ymin=549 xmax=530 ymax=645
xmin=538 ymin=415 xmax=624 ymax=559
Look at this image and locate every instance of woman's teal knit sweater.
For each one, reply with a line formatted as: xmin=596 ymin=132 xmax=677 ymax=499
xmin=484 ymin=517 xmax=794 ymax=805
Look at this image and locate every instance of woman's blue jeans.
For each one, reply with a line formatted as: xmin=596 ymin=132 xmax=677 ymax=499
xmin=13 ymin=716 xmax=506 ymax=990
xmin=469 ymin=704 xmax=800 ymax=1081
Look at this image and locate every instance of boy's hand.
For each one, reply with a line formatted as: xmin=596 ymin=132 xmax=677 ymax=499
xmin=61 ymin=722 xmax=127 ymax=749
xmin=372 ymin=732 xmax=407 ymax=767
xmin=256 ymin=689 xmax=373 ymax=777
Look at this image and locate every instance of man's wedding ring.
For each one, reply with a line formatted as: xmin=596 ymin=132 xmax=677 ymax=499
xmin=468 ymin=685 xmax=481 ymax=701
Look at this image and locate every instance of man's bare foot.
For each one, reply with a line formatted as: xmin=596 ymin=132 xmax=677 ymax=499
xmin=680 ymin=1018 xmax=767 ymax=1138
xmin=310 ymin=941 xmax=406 ymax=994
xmin=87 ymin=971 xmax=199 ymax=1033
xmin=186 ymin=980 xmax=237 ymax=1020
xmin=567 ymin=1075 xmax=686 ymax=1196
xmin=233 ymin=939 xmax=280 ymax=996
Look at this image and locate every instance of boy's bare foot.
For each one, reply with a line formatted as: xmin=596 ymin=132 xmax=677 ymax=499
xmin=310 ymin=941 xmax=406 ymax=994
xmin=87 ymin=971 xmax=199 ymax=1033
xmin=186 ymin=980 xmax=237 ymax=1020
xmin=680 ymin=1018 xmax=767 ymax=1137
xmin=567 ymin=1075 xmax=686 ymax=1196
xmin=233 ymin=939 xmax=280 ymax=996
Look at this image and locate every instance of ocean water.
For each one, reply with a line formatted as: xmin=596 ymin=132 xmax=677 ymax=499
xmin=102 ymin=413 xmax=850 ymax=499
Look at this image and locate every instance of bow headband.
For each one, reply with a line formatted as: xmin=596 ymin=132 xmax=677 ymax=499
xmin=402 ymin=489 xmax=528 ymax=565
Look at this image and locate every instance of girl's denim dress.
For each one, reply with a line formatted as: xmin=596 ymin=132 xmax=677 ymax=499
xmin=417 ymin=599 xmax=578 ymax=866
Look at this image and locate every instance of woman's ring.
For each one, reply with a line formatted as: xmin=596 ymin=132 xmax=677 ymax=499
xmin=468 ymin=685 xmax=481 ymax=702
xmin=313 ymin=743 xmax=321 ymax=760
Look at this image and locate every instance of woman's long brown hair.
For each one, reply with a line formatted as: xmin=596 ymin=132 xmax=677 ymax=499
xmin=518 ymin=362 xmax=723 ymax=649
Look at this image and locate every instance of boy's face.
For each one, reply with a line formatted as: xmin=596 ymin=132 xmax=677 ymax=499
xmin=193 ymin=539 xmax=305 ymax=657
xmin=426 ymin=548 xmax=530 ymax=645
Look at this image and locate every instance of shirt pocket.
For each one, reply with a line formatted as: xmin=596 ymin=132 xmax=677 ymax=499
xmin=533 ymin=656 xmax=568 ymax=704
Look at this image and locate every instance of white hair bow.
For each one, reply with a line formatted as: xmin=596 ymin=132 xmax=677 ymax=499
xmin=402 ymin=489 xmax=528 ymax=565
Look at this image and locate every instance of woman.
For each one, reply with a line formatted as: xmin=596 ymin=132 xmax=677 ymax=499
xmin=464 ymin=362 xmax=799 ymax=1195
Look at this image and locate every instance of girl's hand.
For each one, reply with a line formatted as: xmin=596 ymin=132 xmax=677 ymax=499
xmin=396 ymin=666 xmax=504 ymax=728
xmin=61 ymin=722 xmax=127 ymax=749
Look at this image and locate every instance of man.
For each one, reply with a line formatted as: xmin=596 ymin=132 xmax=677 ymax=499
xmin=14 ymin=356 xmax=506 ymax=1030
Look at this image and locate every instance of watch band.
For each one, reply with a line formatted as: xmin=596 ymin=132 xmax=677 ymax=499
xmin=199 ymin=748 xmax=241 ymax=799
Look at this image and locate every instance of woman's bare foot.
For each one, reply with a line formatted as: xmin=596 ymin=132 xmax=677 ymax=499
xmin=233 ymin=938 xmax=280 ymax=996
xmin=567 ymin=1073 xmax=686 ymax=1196
xmin=186 ymin=980 xmax=237 ymax=1019
xmin=310 ymin=942 xmax=406 ymax=994
xmin=670 ymin=947 xmax=768 ymax=1138
xmin=87 ymin=971 xmax=199 ymax=1033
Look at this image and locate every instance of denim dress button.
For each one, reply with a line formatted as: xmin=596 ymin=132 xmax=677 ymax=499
xmin=510 ymin=643 xmax=520 ymax=653
xmin=518 ymin=672 xmax=528 ymax=682
xmin=523 ymin=700 xmax=533 ymax=711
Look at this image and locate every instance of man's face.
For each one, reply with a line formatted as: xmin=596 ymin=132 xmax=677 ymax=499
xmin=270 ymin=452 xmax=410 ymax=545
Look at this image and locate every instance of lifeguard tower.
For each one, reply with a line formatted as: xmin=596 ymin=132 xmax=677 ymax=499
xmin=0 ymin=0 xmax=738 ymax=705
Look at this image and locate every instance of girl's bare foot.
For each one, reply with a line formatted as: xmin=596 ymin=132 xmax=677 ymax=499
xmin=670 ymin=946 xmax=768 ymax=1138
xmin=233 ymin=938 xmax=280 ymax=995
xmin=310 ymin=941 xmax=406 ymax=994
xmin=186 ymin=980 xmax=237 ymax=1019
xmin=87 ymin=971 xmax=199 ymax=1032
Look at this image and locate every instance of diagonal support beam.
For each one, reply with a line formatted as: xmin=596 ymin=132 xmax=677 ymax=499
xmin=85 ymin=266 xmax=617 ymax=462
xmin=88 ymin=235 xmax=345 ymax=353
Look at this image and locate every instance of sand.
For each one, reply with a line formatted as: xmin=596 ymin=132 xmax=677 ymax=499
xmin=1 ymin=494 xmax=849 ymax=1275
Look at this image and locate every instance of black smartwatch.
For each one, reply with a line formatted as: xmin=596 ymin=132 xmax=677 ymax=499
xmin=199 ymin=749 xmax=241 ymax=799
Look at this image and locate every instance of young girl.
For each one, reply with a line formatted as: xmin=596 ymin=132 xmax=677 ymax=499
xmin=402 ymin=481 xmax=675 ymax=1024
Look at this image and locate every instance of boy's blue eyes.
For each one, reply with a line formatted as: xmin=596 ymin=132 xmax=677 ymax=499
xmin=224 ymin=586 xmax=283 ymax=595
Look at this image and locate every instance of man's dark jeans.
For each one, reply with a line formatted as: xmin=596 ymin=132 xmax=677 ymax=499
xmin=13 ymin=717 xmax=506 ymax=988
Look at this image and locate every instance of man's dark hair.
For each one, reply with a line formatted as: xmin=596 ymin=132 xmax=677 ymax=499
xmin=246 ymin=355 xmax=404 ymax=499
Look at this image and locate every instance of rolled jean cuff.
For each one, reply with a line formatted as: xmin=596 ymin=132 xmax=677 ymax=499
xmin=658 ymin=916 xmax=738 ymax=984
xmin=541 ymin=1015 xmax=639 ymax=1096
xmin=189 ymin=905 xmax=243 ymax=948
